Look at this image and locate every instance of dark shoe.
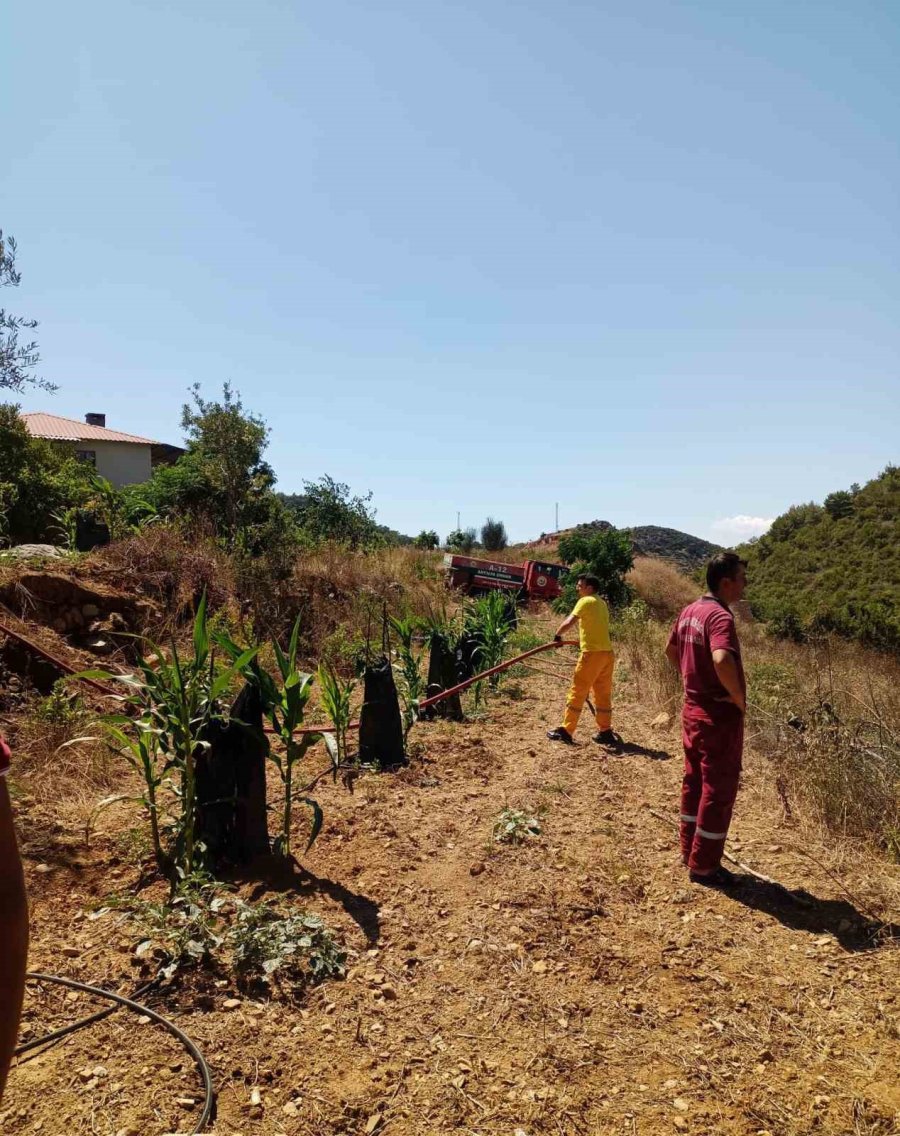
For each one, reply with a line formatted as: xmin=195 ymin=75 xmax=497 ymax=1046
xmin=593 ymin=729 xmax=623 ymax=750
xmin=689 ymin=866 xmax=744 ymax=889
xmin=546 ymin=727 xmax=574 ymax=745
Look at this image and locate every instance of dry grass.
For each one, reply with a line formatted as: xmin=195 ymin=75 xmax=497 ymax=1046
xmin=86 ymin=524 xmax=235 ymax=635
xmin=628 ymin=555 xmax=698 ymax=619
xmin=237 ymin=543 xmax=446 ymax=667
xmin=9 ymin=686 xmax=118 ymax=824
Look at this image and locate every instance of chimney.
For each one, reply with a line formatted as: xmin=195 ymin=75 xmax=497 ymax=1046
xmin=85 ymin=412 xmax=106 ymax=428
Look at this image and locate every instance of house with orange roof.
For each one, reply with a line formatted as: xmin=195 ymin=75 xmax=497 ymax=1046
xmin=21 ymin=411 xmax=182 ymax=487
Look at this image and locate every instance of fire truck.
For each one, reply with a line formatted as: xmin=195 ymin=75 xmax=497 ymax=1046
xmin=443 ymin=553 xmax=568 ymax=601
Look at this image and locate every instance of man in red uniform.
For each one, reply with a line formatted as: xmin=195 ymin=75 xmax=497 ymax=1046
xmin=0 ymin=735 xmax=28 ymax=1102
xmin=665 ymin=552 xmax=747 ymax=889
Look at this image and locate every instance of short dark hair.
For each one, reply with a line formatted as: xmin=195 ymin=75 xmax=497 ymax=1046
xmin=577 ymin=573 xmax=601 ymax=593
xmin=706 ymin=551 xmax=747 ymax=593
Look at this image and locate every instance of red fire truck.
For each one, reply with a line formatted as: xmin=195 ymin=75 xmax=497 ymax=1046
xmin=443 ymin=553 xmax=568 ymax=601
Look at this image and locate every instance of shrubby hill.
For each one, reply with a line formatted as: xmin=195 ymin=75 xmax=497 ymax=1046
xmin=628 ymin=525 xmax=720 ymax=571
xmin=740 ymin=465 xmax=900 ymax=650
xmin=531 ymin=520 xmax=719 ymax=571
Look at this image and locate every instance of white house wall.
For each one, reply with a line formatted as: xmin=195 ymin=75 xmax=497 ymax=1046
xmin=75 ymin=440 xmax=153 ymax=486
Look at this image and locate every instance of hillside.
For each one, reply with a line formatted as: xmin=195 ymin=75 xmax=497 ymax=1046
xmin=741 ymin=465 xmax=900 ymax=650
xmin=628 ymin=525 xmax=720 ymax=571
xmin=530 ymin=520 xmax=719 ymax=571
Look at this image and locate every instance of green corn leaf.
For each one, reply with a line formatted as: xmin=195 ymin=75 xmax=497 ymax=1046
xmin=209 ymin=646 xmax=261 ymax=701
xmin=193 ymin=591 xmax=209 ymax=661
xmin=298 ymin=796 xmax=324 ymax=852
xmin=288 ymin=616 xmax=301 ymax=672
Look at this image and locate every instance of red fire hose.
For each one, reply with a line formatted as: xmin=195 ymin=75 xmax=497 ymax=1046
xmin=0 ymin=612 xmax=575 ymax=735
xmin=285 ymin=637 xmax=578 ymax=736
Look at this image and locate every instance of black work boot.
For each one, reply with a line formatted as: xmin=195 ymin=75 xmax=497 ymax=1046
xmin=546 ymin=727 xmax=574 ymax=745
xmin=593 ymin=729 xmax=623 ymax=751
xmin=689 ymin=865 xmax=744 ymax=889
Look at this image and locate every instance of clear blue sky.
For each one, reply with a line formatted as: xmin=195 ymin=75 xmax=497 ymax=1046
xmin=4 ymin=0 xmax=898 ymax=544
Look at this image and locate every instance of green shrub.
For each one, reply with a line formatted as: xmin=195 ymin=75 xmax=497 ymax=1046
xmin=554 ymin=525 xmax=634 ymax=613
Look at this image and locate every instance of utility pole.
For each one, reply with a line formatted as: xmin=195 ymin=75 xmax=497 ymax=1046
xmin=555 ymin=502 xmax=559 ymax=532
xmin=456 ymin=511 xmax=460 ymax=531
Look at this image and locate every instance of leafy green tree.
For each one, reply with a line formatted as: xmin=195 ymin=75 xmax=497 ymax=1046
xmin=824 ymin=490 xmax=854 ymax=520
xmin=413 ymin=529 xmax=439 ymax=550
xmin=281 ymin=475 xmax=380 ymax=548
xmin=0 ymin=403 xmax=93 ymax=543
xmin=553 ymin=525 xmax=634 ymax=612
xmin=179 ymin=383 xmax=274 ymax=549
xmin=481 ymin=517 xmax=508 ymax=552
xmin=446 ymin=527 xmax=478 ymax=553
xmin=1 ymin=231 xmax=54 ymax=392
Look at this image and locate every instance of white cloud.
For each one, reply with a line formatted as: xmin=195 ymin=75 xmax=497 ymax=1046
xmin=709 ymin=514 xmax=774 ymax=543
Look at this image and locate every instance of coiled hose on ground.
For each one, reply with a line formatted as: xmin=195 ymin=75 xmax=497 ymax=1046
xmin=17 ymin=973 xmax=214 ymax=1134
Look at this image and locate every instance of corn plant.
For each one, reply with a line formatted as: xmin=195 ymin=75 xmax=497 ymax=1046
xmin=318 ymin=662 xmax=355 ymax=771
xmin=234 ymin=618 xmax=324 ymax=860
xmin=79 ymin=594 xmax=259 ymax=879
xmin=390 ymin=614 xmax=425 ymax=741
xmin=466 ymin=591 xmax=517 ymax=704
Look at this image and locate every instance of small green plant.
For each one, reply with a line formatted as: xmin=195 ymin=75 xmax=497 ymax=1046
xmin=133 ymin=873 xmax=226 ymax=980
xmin=390 ymin=614 xmax=425 ymax=741
xmin=229 ymin=902 xmax=346 ymax=992
xmin=250 ymin=618 xmax=324 ymax=859
xmin=31 ymin=680 xmax=86 ymax=729
xmin=50 ymin=506 xmax=79 ymax=551
xmin=493 ymin=806 xmax=541 ymax=844
xmin=318 ymin=662 xmax=356 ymax=770
xmin=465 ymin=591 xmax=516 ymax=704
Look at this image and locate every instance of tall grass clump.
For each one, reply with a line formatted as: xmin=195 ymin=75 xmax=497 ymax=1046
xmin=611 ymin=600 xmax=682 ymax=711
xmin=744 ymin=630 xmax=900 ymax=856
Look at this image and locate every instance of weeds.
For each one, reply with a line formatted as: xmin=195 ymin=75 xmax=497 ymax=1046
xmin=229 ymin=903 xmax=346 ymax=991
xmin=130 ymin=876 xmax=345 ymax=992
xmin=132 ymin=874 xmax=226 ymax=980
xmin=493 ymin=806 xmax=542 ymax=844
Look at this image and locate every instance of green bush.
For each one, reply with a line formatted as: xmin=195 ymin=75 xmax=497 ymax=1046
xmin=553 ymin=525 xmax=634 ymax=613
xmin=0 ymin=403 xmax=95 ymax=544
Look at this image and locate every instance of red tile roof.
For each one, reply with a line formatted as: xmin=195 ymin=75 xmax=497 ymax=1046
xmin=22 ymin=412 xmax=160 ymax=446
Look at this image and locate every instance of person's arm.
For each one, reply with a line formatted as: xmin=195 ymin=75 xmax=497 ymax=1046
xmin=664 ymin=621 xmax=680 ymax=669
xmin=712 ymin=649 xmax=745 ymax=713
xmin=553 ymin=611 xmax=578 ymax=642
xmin=0 ymin=778 xmax=28 ymax=1103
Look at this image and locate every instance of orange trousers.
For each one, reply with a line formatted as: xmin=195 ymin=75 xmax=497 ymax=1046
xmin=562 ymin=650 xmax=614 ymax=735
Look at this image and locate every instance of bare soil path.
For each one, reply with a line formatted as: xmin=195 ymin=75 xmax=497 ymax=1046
xmin=4 ymin=637 xmax=899 ymax=1136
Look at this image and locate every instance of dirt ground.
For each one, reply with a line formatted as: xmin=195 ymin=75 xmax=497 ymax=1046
xmin=3 ymin=632 xmax=899 ymax=1136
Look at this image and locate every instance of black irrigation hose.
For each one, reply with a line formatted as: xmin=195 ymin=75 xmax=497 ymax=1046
xmin=14 ymin=979 xmax=159 ymax=1058
xmin=19 ymin=973 xmax=215 ymax=1134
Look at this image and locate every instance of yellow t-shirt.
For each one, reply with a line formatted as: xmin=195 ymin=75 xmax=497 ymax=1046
xmin=572 ymin=594 xmax=611 ymax=652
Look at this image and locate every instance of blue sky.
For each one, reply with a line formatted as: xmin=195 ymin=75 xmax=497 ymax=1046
xmin=3 ymin=0 xmax=898 ymax=544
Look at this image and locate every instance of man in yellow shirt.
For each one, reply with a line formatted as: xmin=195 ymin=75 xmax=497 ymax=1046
xmin=547 ymin=574 xmax=620 ymax=748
